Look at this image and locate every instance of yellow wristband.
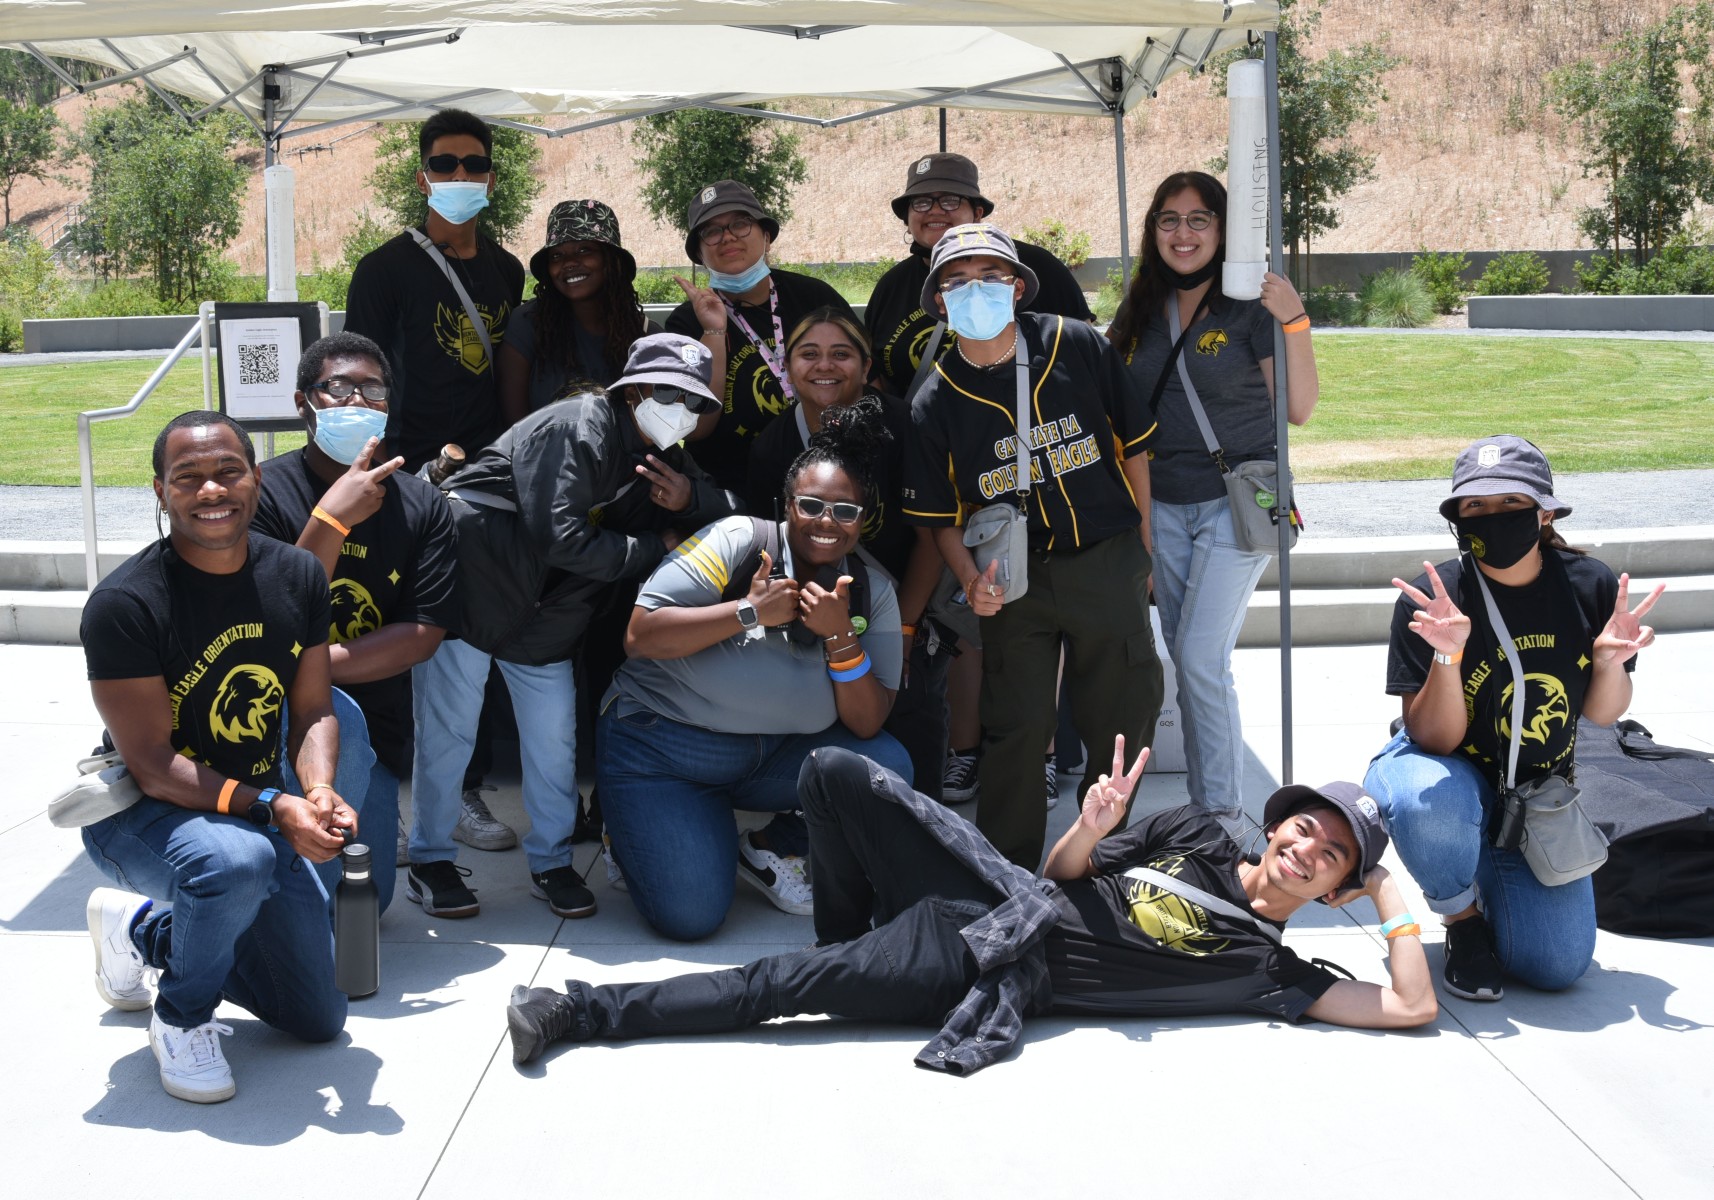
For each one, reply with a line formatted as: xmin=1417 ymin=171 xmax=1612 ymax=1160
xmin=1281 ymin=316 xmax=1311 ymax=334
xmin=217 ymin=777 xmax=240 ymax=815
xmin=311 ymin=506 xmax=351 ymax=537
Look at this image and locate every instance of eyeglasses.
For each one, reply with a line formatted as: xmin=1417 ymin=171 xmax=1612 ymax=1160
xmin=423 ymin=153 xmax=493 ymax=175
xmin=792 ymin=496 xmax=864 ymax=525
xmin=938 ymin=271 xmax=1015 ymax=294
xmin=314 ymin=378 xmax=390 ymax=403
xmin=698 ymin=215 xmax=756 ymax=245
xmin=908 ymin=194 xmax=968 ymax=214
xmin=1151 ymin=210 xmax=1217 ymax=232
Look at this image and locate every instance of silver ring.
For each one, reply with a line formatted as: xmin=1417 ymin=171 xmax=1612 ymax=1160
xmin=987 ymin=585 xmax=998 ymax=596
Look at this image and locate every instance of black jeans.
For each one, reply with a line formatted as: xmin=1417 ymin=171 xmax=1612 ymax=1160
xmin=883 ymin=631 xmax=954 ymax=805
xmin=566 ymin=750 xmax=997 ymax=1041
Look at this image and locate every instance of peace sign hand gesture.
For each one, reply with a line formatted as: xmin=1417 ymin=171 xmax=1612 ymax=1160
xmin=319 ymin=435 xmax=404 ymax=530
xmin=675 ymin=275 xmax=728 ymax=336
xmin=1391 ymin=561 xmax=1470 ymax=658
xmin=1594 ymin=572 xmax=1665 ymax=666
xmin=1079 ymin=734 xmax=1150 ymax=836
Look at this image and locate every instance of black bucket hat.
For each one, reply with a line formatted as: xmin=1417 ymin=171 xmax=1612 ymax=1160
xmin=609 ymin=332 xmax=720 ymax=411
xmin=890 ymin=153 xmax=995 ymax=221
xmin=1439 ymin=434 xmax=1572 ymax=521
xmin=529 ymin=199 xmax=637 ymax=284
xmin=1262 ymin=781 xmax=1390 ymax=889
xmin=683 ymin=180 xmax=779 ymax=265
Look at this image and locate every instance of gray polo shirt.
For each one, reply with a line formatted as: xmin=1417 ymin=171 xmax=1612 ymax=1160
xmin=603 ymin=516 xmax=901 ymax=734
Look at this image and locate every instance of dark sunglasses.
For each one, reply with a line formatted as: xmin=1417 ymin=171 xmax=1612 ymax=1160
xmin=314 ymin=378 xmax=390 ymax=403
xmin=792 ymin=496 xmax=864 ymax=525
xmin=423 ymin=153 xmax=493 ymax=175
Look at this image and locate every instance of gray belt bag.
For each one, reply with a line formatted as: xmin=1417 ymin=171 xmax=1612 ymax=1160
xmin=961 ymin=346 xmax=1033 ymax=604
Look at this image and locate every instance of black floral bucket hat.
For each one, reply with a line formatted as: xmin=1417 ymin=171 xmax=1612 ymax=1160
xmin=530 ymin=199 xmax=638 ymax=284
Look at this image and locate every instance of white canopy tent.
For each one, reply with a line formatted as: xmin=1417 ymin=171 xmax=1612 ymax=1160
xmin=5 ymin=0 xmax=1308 ymax=781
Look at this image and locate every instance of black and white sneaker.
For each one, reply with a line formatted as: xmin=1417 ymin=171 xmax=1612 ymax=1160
xmin=943 ymin=750 xmax=980 ymax=805
xmin=1442 ymin=913 xmax=1504 ymax=1001
xmin=530 ymin=866 xmax=597 ymax=919
xmin=1044 ymin=757 xmax=1059 ymax=811
xmin=406 ymin=860 xmax=480 ymax=918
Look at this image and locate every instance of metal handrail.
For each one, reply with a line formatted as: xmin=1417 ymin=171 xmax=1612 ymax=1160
xmin=79 ymin=314 xmax=207 ymax=589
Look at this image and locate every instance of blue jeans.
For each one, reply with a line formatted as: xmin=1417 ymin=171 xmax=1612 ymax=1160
xmin=597 ymin=701 xmax=913 ymax=941
xmin=1364 ymin=731 xmax=1596 ymax=990
xmin=82 ymin=800 xmax=346 ymax=1037
xmin=410 ymin=637 xmax=577 ymax=874
xmin=279 ymin=687 xmax=397 ymax=914
xmin=1150 ymin=497 xmax=1270 ymax=815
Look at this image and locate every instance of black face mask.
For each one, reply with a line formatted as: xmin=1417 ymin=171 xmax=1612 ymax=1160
xmin=1153 ymin=255 xmax=1221 ymax=291
xmin=1453 ymin=508 xmax=1542 ymax=570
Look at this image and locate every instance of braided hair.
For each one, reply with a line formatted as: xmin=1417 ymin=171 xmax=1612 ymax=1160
xmin=784 ymin=393 xmax=892 ymax=510
xmin=531 ymin=244 xmax=647 ymax=387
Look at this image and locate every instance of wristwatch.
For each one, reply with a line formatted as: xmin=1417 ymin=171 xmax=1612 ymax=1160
xmin=247 ymin=787 xmax=281 ymax=830
xmin=735 ymin=597 xmax=766 ymax=641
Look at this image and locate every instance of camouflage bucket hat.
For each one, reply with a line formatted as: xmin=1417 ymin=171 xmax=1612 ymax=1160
xmin=530 ymin=199 xmax=638 ymax=284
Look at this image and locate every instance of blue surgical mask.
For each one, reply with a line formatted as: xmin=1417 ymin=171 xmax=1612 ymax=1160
xmin=707 ymin=258 xmax=772 ymax=293
xmin=943 ymin=279 xmax=1016 ymax=341
xmin=312 ymin=406 xmax=390 ymax=465
xmin=425 ymin=180 xmax=490 ymax=225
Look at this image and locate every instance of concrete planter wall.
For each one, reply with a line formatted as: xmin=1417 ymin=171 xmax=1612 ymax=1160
xmin=1467 ymin=294 xmax=1714 ymax=331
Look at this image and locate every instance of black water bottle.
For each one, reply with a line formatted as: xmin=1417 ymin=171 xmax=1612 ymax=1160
xmin=334 ymin=842 xmax=380 ymax=999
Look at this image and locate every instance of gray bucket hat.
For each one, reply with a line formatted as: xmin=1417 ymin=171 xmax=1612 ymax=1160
xmin=609 ymin=332 xmax=720 ymax=411
xmin=1439 ymin=434 xmax=1571 ymax=520
xmin=919 ymin=223 xmax=1041 ymax=313
xmin=890 ymin=152 xmax=994 ymax=220
xmin=1262 ymin=781 xmax=1389 ymax=888
xmin=683 ymin=180 xmax=779 ymax=265
xmin=529 ymin=199 xmax=637 ymax=284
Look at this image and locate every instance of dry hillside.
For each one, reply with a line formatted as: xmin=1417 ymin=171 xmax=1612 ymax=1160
xmin=7 ymin=0 xmax=1696 ymax=272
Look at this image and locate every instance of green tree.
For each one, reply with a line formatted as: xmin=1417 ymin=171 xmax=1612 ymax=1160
xmin=71 ymin=97 xmax=248 ymax=305
xmin=0 ymin=100 xmax=58 ymax=226
xmin=632 ymin=108 xmax=807 ymax=243
xmin=1217 ymin=0 xmax=1399 ymax=286
xmin=0 ymin=49 xmax=98 ymax=106
xmin=1550 ymin=4 xmax=1714 ymax=266
xmin=369 ymin=120 xmax=543 ymax=245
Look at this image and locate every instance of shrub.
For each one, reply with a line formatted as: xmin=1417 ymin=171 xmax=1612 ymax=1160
xmin=1021 ymin=219 xmax=1093 ymax=269
xmin=1571 ymin=253 xmax=1624 ymax=294
xmin=1474 ymin=251 xmax=1551 ymax=296
xmin=1093 ymin=267 xmax=1126 ymax=324
xmin=634 ymin=268 xmax=687 ymax=306
xmin=1411 ymin=248 xmax=1470 ymax=313
xmin=1357 ymin=268 xmax=1435 ymax=327
xmin=50 ymin=280 xmax=171 ymax=318
xmin=0 ymin=308 xmax=21 ymax=353
xmin=1302 ymin=284 xmax=1360 ymax=326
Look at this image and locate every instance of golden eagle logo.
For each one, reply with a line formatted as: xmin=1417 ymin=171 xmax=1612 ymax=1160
xmin=1122 ymin=858 xmax=1231 ymax=956
xmin=1195 ymin=329 xmax=1228 ymax=356
xmin=209 ymin=664 xmax=284 ymax=744
xmin=330 ymin=577 xmax=383 ymax=644
xmin=743 ymin=347 xmax=789 ymax=419
xmin=909 ymin=322 xmax=950 ymax=368
xmin=433 ymin=300 xmax=507 ymax=374
xmin=1500 ymin=673 xmax=1571 ymax=746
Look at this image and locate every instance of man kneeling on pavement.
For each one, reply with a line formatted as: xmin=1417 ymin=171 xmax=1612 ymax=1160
xmin=81 ymin=411 xmax=369 ymax=1103
xmin=508 ymin=736 xmax=1436 ymax=1075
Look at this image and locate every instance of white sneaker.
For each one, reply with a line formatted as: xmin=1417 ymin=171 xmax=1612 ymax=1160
xmin=601 ymin=832 xmax=628 ymax=893
xmin=86 ymin=887 xmax=152 ymax=1011
xmin=737 ymin=835 xmax=813 ymax=916
xmin=453 ymin=785 xmax=519 ymax=851
xmin=149 ymin=1013 xmax=236 ymax=1103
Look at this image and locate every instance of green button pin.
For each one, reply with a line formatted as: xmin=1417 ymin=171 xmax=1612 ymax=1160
xmin=1255 ymin=490 xmax=1275 ymax=508
xmin=851 ymin=616 xmax=868 ymax=635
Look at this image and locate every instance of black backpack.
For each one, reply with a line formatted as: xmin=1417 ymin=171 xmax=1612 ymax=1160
xmin=1575 ymin=717 xmax=1714 ymax=938
xmin=718 ymin=517 xmax=873 ymax=643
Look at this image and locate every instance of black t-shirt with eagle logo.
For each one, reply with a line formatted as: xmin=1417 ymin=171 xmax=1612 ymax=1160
xmin=664 ymin=269 xmax=854 ymax=498
xmin=253 ymin=448 xmax=461 ymax=774
xmin=345 ymin=229 xmax=526 ymax=472
xmin=1045 ymin=806 xmax=1338 ymax=1019
xmin=1386 ymin=549 xmax=1630 ymax=789
xmin=81 ymin=535 xmax=331 ymax=791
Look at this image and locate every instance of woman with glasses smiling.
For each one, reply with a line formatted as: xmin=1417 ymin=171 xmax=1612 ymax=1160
xmin=664 ymin=180 xmax=856 ymax=497
xmin=1107 ymin=171 xmax=1320 ymax=835
xmin=596 ymin=401 xmax=912 ymax=941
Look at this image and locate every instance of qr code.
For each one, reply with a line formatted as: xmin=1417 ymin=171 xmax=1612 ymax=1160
xmin=237 ymin=342 xmax=280 ymax=386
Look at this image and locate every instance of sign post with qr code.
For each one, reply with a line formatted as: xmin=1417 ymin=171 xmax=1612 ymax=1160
xmin=212 ymin=302 xmax=325 ymax=433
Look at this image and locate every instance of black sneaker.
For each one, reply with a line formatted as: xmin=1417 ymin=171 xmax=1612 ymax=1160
xmin=507 ymin=984 xmax=587 ymax=1064
xmin=1442 ymin=913 xmax=1504 ymax=1001
xmin=406 ymin=860 xmax=480 ymax=918
xmin=530 ymin=866 xmax=598 ymax=919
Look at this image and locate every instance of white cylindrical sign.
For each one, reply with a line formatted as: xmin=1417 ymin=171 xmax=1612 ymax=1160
xmin=264 ymin=163 xmax=298 ymax=302
xmin=1224 ymin=59 xmax=1268 ymax=300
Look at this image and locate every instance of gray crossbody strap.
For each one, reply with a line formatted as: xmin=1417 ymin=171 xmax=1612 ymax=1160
xmin=1122 ymin=866 xmax=1283 ymax=946
xmin=1472 ymin=565 xmax=1527 ymax=791
xmin=408 ymin=228 xmax=494 ymax=369
xmin=905 ymin=321 xmax=947 ymax=402
xmin=1166 ymin=298 xmax=1226 ymax=470
xmin=1013 ymin=333 xmax=1031 ymax=501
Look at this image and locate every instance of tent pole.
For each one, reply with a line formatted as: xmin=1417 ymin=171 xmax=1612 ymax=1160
xmin=939 ymin=107 xmax=947 ymax=152
xmin=1113 ymin=107 xmax=1131 ymax=285
xmin=1264 ymin=30 xmax=1294 ymax=786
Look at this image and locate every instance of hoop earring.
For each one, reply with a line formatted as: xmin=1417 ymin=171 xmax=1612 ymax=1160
xmin=154 ymin=505 xmax=166 ymax=538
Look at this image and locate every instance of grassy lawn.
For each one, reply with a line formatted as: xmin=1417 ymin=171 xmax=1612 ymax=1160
xmin=2 ymin=335 xmax=1712 ymax=487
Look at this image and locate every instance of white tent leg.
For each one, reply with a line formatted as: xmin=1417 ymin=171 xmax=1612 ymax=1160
xmin=1114 ymin=107 xmax=1131 ymax=285
xmin=1265 ymin=30 xmax=1294 ymax=784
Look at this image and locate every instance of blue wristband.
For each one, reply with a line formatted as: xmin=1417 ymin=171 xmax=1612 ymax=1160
xmin=1379 ymin=913 xmax=1416 ymax=937
xmin=828 ymin=654 xmax=872 ymax=683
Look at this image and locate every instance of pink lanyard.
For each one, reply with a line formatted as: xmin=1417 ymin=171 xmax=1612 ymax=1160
xmin=723 ymin=284 xmax=796 ymax=403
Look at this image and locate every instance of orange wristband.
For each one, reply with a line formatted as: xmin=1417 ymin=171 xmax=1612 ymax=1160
xmin=311 ymin=505 xmax=351 ymax=537
xmin=1385 ymin=923 xmax=1422 ymax=940
xmin=217 ymin=777 xmax=240 ymax=815
xmin=1282 ymin=316 xmax=1311 ymax=334
xmin=899 ymin=624 xmax=917 ymax=636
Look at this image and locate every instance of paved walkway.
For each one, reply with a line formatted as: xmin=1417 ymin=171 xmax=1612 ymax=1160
xmin=3 ymin=633 xmax=1709 ymax=1199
